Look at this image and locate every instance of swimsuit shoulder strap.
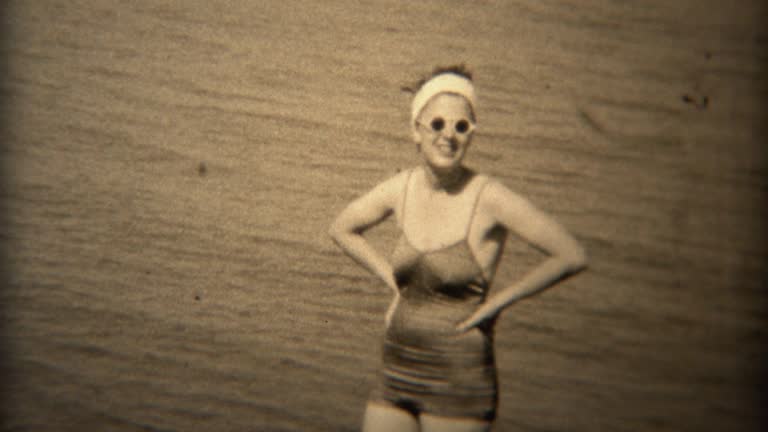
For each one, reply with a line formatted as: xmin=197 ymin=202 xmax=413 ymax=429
xmin=466 ymin=175 xmax=493 ymax=285
xmin=398 ymin=168 xmax=415 ymax=229
xmin=465 ymin=174 xmax=492 ymax=238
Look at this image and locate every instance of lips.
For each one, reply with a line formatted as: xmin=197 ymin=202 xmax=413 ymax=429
xmin=434 ymin=143 xmax=455 ymax=157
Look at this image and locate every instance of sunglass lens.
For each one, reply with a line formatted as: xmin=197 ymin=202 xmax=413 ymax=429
xmin=430 ymin=118 xmax=445 ymax=132
xmin=455 ymin=120 xmax=469 ymax=133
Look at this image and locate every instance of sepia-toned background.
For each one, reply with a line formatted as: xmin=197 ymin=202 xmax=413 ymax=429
xmin=1 ymin=1 xmax=766 ymax=431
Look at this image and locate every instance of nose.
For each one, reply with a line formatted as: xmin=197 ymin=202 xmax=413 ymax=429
xmin=440 ymin=125 xmax=456 ymax=140
xmin=438 ymin=130 xmax=459 ymax=151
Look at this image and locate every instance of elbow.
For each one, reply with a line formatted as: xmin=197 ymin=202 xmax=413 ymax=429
xmin=328 ymin=221 xmax=344 ymax=243
xmin=563 ymin=246 xmax=588 ymax=274
xmin=328 ymin=219 xmax=355 ymax=245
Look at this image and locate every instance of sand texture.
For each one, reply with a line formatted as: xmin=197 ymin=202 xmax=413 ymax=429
xmin=1 ymin=1 xmax=766 ymax=431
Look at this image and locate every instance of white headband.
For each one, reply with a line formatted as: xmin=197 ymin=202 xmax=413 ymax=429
xmin=411 ymin=73 xmax=477 ymax=125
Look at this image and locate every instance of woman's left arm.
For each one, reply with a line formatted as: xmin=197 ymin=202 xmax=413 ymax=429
xmin=457 ymin=181 xmax=587 ymax=331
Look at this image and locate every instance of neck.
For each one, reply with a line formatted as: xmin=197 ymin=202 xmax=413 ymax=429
xmin=421 ymin=163 xmax=467 ymax=192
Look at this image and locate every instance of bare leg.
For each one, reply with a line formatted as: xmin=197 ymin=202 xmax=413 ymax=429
xmin=420 ymin=413 xmax=491 ymax=432
xmin=362 ymin=401 xmax=419 ymax=432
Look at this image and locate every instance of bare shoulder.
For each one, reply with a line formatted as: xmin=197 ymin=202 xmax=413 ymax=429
xmin=477 ymin=177 xmax=546 ymax=226
xmin=331 ymin=168 xmax=413 ymax=232
xmin=365 ymin=168 xmax=411 ymax=205
xmin=478 ymin=177 xmax=534 ymax=210
xmin=348 ymin=168 xmax=413 ymax=215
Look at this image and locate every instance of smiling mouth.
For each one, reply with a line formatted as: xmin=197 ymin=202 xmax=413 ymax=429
xmin=434 ymin=144 xmax=455 ymax=156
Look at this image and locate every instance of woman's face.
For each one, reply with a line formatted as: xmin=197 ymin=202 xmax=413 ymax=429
xmin=412 ymin=93 xmax=475 ymax=171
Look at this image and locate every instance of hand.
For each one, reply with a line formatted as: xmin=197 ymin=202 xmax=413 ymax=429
xmin=455 ymin=314 xmax=484 ymax=333
xmin=456 ymin=305 xmax=498 ymax=332
xmin=385 ymin=293 xmax=400 ymax=327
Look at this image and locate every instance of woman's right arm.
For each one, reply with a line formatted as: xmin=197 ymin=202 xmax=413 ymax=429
xmin=328 ymin=172 xmax=407 ymax=293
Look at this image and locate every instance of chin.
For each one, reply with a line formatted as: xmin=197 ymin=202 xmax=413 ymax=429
xmin=429 ymin=159 xmax=462 ymax=171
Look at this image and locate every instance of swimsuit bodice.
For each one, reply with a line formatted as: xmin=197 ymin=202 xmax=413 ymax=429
xmin=391 ymin=235 xmax=488 ymax=302
xmin=390 ymin=168 xmax=491 ymax=309
xmin=377 ymin=168 xmax=498 ymax=421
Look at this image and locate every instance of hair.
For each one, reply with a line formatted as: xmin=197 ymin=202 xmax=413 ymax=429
xmin=400 ymin=64 xmax=474 ymax=94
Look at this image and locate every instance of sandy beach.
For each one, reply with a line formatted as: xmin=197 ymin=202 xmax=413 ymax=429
xmin=1 ymin=1 xmax=766 ymax=431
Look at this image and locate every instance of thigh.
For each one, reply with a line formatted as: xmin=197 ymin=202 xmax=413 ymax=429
xmin=362 ymin=401 xmax=419 ymax=432
xmin=420 ymin=413 xmax=491 ymax=432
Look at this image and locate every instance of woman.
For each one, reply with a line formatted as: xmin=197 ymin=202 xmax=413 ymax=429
xmin=329 ymin=66 xmax=587 ymax=432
